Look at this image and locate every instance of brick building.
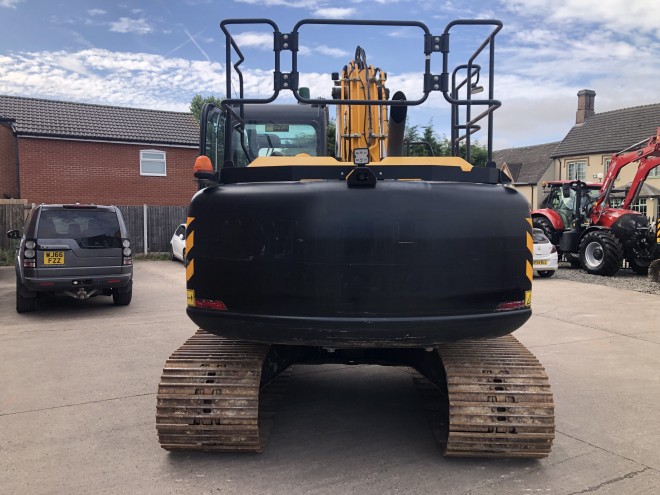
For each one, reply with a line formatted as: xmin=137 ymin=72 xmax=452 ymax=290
xmin=0 ymin=95 xmax=199 ymax=206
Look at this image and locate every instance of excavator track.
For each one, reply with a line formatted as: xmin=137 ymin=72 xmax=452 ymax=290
xmin=156 ymin=330 xmax=290 ymax=452
xmin=414 ymin=334 xmax=554 ymax=458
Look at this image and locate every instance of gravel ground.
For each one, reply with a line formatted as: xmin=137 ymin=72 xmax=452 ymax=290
xmin=550 ymin=261 xmax=660 ymax=295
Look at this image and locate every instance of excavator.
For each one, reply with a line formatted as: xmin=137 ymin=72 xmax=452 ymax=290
xmin=532 ymin=129 xmax=660 ymax=275
xmin=156 ymin=18 xmax=555 ymax=458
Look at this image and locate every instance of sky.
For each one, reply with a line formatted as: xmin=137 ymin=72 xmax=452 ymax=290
xmin=0 ymin=0 xmax=659 ymax=149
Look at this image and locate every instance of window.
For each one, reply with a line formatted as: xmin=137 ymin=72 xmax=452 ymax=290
xmin=649 ymin=163 xmax=660 ymax=178
xmin=140 ymin=150 xmax=166 ymax=176
xmin=631 ymin=198 xmax=647 ymax=216
xmin=567 ymin=160 xmax=586 ymax=181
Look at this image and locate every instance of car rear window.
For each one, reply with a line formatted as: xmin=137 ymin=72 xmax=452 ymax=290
xmin=38 ymin=210 xmax=122 ymax=248
xmin=532 ymin=231 xmax=550 ymax=244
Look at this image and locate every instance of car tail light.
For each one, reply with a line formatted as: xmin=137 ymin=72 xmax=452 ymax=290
xmin=551 ymin=246 xmax=557 ymax=253
xmin=23 ymin=239 xmax=37 ymax=268
xmin=122 ymin=239 xmax=132 ymax=265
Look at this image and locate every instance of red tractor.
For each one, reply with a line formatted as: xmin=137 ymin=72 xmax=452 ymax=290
xmin=532 ymin=130 xmax=660 ymax=276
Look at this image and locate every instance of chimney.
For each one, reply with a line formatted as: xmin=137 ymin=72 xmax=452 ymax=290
xmin=576 ymin=89 xmax=596 ymax=125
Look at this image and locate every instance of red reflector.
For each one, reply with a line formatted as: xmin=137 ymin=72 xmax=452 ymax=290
xmin=495 ymin=300 xmax=526 ymax=312
xmin=39 ymin=282 xmax=56 ymax=286
xmin=107 ymin=279 xmax=121 ymax=284
xmin=195 ymin=299 xmax=228 ymax=311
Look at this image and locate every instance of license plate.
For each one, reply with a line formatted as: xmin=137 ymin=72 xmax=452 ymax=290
xmin=533 ymin=259 xmax=548 ymax=266
xmin=44 ymin=251 xmax=65 ymax=265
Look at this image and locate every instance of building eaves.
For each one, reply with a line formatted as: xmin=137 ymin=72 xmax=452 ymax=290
xmin=0 ymin=94 xmax=199 ymax=147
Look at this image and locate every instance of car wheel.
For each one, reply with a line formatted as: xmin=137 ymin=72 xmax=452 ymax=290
xmin=16 ymin=278 xmax=36 ymax=313
xmin=170 ymin=243 xmax=176 ymax=261
xmin=537 ymin=270 xmax=555 ymax=278
xmin=579 ymin=230 xmax=623 ymax=276
xmin=183 ymin=248 xmax=188 ymax=266
xmin=112 ymin=286 xmax=132 ymax=306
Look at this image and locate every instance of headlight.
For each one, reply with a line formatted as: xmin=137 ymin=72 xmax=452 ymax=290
xmin=122 ymin=239 xmax=131 ymax=248
xmin=25 ymin=240 xmax=36 ymax=249
xmin=24 ymin=249 xmax=36 ymax=258
xmin=123 ymin=247 xmax=132 ymax=257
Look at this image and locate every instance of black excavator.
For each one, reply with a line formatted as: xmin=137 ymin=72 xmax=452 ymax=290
xmin=156 ymin=18 xmax=555 ymax=458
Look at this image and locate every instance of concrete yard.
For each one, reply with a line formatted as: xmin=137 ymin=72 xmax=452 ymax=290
xmin=1 ymin=261 xmax=659 ymax=494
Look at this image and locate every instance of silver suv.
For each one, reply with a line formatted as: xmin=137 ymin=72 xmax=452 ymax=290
xmin=7 ymin=204 xmax=133 ymax=313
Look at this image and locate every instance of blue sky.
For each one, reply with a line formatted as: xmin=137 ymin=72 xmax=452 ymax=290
xmin=1 ymin=0 xmax=659 ymax=149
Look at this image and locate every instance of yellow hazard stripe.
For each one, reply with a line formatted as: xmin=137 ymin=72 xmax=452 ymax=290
xmin=186 ymin=216 xmax=194 ymax=282
xmin=525 ymin=217 xmax=533 ymax=284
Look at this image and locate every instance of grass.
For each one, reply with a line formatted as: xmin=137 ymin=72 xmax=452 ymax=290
xmin=133 ymin=252 xmax=171 ymax=261
xmin=0 ymin=249 xmax=16 ymax=266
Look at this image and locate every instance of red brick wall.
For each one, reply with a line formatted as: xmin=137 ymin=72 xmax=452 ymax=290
xmin=18 ymin=138 xmax=198 ymax=206
xmin=0 ymin=124 xmax=19 ymax=199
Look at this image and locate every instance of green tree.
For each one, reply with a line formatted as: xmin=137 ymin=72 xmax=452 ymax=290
xmin=190 ymin=94 xmax=224 ymax=122
xmin=327 ymin=118 xmax=336 ymax=157
xmin=406 ymin=120 xmax=488 ymax=167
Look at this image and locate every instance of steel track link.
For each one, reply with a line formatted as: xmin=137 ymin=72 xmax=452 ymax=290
xmin=415 ymin=334 xmax=555 ymax=458
xmin=156 ymin=330 xmax=290 ymax=453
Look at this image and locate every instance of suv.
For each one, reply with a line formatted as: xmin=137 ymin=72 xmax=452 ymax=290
xmin=6 ymin=204 xmax=133 ymax=313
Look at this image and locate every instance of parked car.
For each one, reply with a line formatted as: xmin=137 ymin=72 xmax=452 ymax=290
xmin=533 ymin=228 xmax=558 ymax=278
xmin=6 ymin=204 xmax=133 ymax=313
xmin=170 ymin=223 xmax=186 ymax=263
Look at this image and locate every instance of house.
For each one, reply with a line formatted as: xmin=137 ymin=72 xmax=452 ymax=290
xmin=0 ymin=95 xmax=199 ymax=206
xmin=496 ymin=90 xmax=660 ymax=220
xmin=493 ymin=141 xmax=560 ymax=209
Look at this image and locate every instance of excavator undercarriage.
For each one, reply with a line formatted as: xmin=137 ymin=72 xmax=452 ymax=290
xmin=157 ymin=331 xmax=554 ymax=457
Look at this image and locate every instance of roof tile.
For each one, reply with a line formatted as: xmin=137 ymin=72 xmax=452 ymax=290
xmin=552 ymin=103 xmax=660 ymax=158
xmin=0 ymin=94 xmax=199 ymax=146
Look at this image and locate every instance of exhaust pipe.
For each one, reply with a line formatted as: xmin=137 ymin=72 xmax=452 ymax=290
xmin=387 ymin=91 xmax=407 ymax=157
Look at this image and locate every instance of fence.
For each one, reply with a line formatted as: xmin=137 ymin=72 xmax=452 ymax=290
xmin=117 ymin=205 xmax=187 ymax=254
xmin=0 ymin=203 xmax=187 ymax=254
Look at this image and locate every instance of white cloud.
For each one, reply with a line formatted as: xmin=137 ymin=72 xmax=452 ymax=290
xmin=505 ymin=0 xmax=660 ymax=37
xmin=87 ymin=8 xmax=106 ymax=16
xmin=0 ymin=0 xmax=22 ymax=8
xmin=0 ymin=49 xmax=232 ymax=111
xmin=109 ymin=17 xmax=154 ymax=35
xmin=231 ymin=32 xmax=273 ymax=50
xmin=313 ymin=45 xmax=349 ymax=58
xmin=313 ymin=7 xmax=356 ymax=18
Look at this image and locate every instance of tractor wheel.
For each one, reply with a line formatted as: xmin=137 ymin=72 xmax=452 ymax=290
xmin=564 ymin=252 xmax=581 ymax=268
xmin=628 ymin=256 xmax=651 ymax=276
xmin=579 ymin=231 xmax=623 ymax=276
xmin=533 ymin=217 xmax=557 ymax=245
xmin=649 ymin=259 xmax=660 ymax=283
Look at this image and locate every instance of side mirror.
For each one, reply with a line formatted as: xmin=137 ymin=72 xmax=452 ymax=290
xmin=7 ymin=229 xmax=20 ymax=239
xmin=178 ymin=234 xmax=184 ymax=240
